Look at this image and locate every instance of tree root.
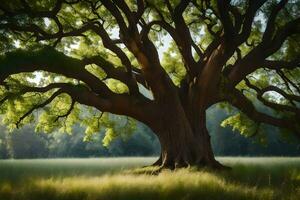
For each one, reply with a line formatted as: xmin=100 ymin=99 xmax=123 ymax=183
xmin=149 ymin=158 xmax=231 ymax=172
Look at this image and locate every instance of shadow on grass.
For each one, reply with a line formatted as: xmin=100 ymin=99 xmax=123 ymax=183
xmin=0 ymin=171 xmax=275 ymax=200
xmin=0 ymin=157 xmax=299 ymax=200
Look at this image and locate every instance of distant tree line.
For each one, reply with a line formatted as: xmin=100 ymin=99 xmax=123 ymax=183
xmin=0 ymin=123 xmax=160 ymax=159
xmin=207 ymin=107 xmax=300 ymax=156
xmin=0 ymin=106 xmax=299 ymax=159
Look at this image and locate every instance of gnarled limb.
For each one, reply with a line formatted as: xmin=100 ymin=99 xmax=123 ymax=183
xmin=0 ymin=47 xmax=156 ymax=126
xmin=244 ymin=78 xmax=300 ymax=116
xmin=227 ymin=89 xmax=300 ymax=138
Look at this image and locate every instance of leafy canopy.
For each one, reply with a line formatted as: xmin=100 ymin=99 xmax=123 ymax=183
xmin=0 ymin=0 xmax=299 ymax=142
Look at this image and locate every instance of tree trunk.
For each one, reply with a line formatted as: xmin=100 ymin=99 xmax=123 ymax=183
xmin=150 ymin=102 xmax=227 ymax=170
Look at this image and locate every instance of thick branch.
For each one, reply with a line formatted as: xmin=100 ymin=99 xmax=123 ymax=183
xmin=100 ymin=0 xmax=128 ymax=35
xmin=263 ymin=17 xmax=300 ymax=55
xmin=82 ymin=55 xmax=140 ymax=94
xmin=228 ymin=16 xmax=300 ymax=86
xmin=217 ymin=0 xmax=235 ymax=38
xmin=260 ymin=86 xmax=300 ymax=103
xmin=0 ymin=46 xmax=112 ymax=97
xmin=262 ymin=58 xmax=300 ymax=70
xmin=147 ymin=1 xmax=200 ymax=78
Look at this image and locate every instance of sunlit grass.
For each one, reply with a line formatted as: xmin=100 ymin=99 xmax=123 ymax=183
xmin=0 ymin=157 xmax=299 ymax=200
xmin=0 ymin=157 xmax=155 ymax=182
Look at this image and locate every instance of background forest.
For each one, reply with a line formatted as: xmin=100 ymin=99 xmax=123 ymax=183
xmin=1 ymin=104 xmax=299 ymax=159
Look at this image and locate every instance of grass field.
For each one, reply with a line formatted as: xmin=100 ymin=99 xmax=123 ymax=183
xmin=0 ymin=157 xmax=299 ymax=200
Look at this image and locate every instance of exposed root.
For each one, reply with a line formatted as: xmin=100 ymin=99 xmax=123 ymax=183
xmin=210 ymin=161 xmax=231 ymax=171
xmin=156 ymin=159 xmax=231 ymax=172
xmin=127 ymin=160 xmax=230 ymax=176
xmin=151 ymin=156 xmax=162 ymax=166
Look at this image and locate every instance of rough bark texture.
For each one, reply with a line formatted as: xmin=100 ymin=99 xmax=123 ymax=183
xmin=154 ymin=113 xmax=225 ymax=169
xmin=147 ymin=83 xmax=227 ymax=169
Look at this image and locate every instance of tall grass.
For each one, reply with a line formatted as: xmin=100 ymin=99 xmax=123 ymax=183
xmin=0 ymin=157 xmax=299 ymax=200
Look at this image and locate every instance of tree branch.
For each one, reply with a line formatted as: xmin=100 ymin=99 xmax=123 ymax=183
xmin=228 ymin=14 xmax=300 ymax=86
xmin=227 ymin=88 xmax=300 ymax=138
xmin=237 ymin=1 xmax=267 ymax=44
xmin=100 ymin=0 xmax=128 ymax=35
xmin=16 ymin=89 xmax=64 ymax=128
xmin=217 ymin=0 xmax=235 ymax=38
xmin=0 ymin=46 xmax=112 ymax=97
xmin=261 ymin=0 xmax=289 ymax=43
xmin=263 ymin=58 xmax=300 ymax=70
xmin=82 ymin=55 xmax=140 ymax=95
xmin=244 ymin=78 xmax=300 ymax=115
xmin=54 ymin=98 xmax=76 ymax=122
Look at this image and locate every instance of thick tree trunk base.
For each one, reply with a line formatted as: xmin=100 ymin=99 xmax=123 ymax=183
xmin=158 ymin=158 xmax=230 ymax=171
xmin=148 ymin=95 xmax=230 ymax=172
xmin=145 ymin=161 xmax=230 ymax=176
xmin=150 ymin=153 xmax=230 ymax=171
xmin=151 ymin=128 xmax=231 ymax=170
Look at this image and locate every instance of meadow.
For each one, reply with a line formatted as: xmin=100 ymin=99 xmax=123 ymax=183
xmin=0 ymin=157 xmax=299 ymax=200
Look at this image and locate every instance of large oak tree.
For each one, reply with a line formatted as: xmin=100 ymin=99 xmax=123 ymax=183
xmin=0 ymin=0 xmax=299 ymax=169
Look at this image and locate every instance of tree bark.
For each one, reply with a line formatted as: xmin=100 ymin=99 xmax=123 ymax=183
xmin=150 ymin=98 xmax=227 ymax=170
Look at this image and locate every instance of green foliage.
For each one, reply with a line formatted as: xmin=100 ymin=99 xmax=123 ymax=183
xmin=0 ymin=0 xmax=299 ymax=147
xmin=106 ymin=79 xmax=129 ymax=94
xmin=85 ymin=64 xmax=107 ymax=81
xmin=102 ymin=128 xmax=117 ymax=147
xmin=220 ymin=110 xmax=269 ymax=147
xmin=221 ymin=113 xmax=259 ymax=137
xmin=1 ymin=104 xmax=299 ymax=159
xmin=101 ymin=116 xmax=136 ymax=146
xmin=161 ymin=42 xmax=186 ymax=85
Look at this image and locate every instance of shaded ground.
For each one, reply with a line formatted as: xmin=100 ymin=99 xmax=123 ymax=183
xmin=0 ymin=157 xmax=299 ymax=200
